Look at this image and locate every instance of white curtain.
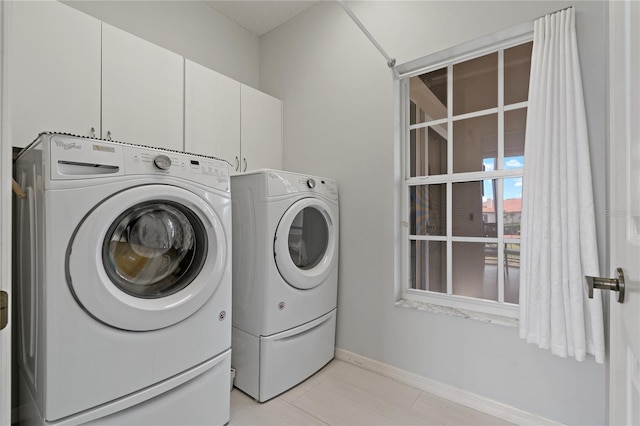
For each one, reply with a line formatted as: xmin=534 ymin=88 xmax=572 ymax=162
xmin=519 ymin=7 xmax=605 ymax=363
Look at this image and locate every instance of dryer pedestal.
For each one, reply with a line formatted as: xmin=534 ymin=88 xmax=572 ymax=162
xmin=232 ymin=309 xmax=336 ymax=402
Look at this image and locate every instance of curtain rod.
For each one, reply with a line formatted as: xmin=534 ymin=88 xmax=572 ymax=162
xmin=336 ymin=3 xmax=569 ymax=70
xmin=337 ymin=0 xmax=396 ymax=68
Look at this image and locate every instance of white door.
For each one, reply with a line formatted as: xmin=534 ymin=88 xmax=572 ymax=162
xmin=0 ymin=148 xmax=9 ymax=425
xmin=1 ymin=1 xmax=11 ymax=423
xmin=609 ymin=1 xmax=640 ymax=424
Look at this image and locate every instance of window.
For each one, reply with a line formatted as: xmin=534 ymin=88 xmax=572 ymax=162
xmin=398 ymin=32 xmax=533 ymax=318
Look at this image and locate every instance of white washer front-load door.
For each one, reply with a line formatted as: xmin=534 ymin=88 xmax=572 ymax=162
xmin=67 ymin=184 xmax=227 ymax=331
xmin=273 ymin=197 xmax=337 ymax=290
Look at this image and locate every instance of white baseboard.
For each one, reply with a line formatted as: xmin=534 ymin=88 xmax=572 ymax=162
xmin=334 ymin=348 xmax=563 ymax=426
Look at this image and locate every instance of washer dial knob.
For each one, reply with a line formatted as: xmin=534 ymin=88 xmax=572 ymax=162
xmin=153 ymin=154 xmax=172 ymax=170
xmin=307 ymin=178 xmax=316 ymax=189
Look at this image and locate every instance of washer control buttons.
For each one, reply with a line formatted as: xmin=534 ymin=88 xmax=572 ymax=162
xmin=307 ymin=178 xmax=316 ymax=189
xmin=153 ymin=154 xmax=172 ymax=170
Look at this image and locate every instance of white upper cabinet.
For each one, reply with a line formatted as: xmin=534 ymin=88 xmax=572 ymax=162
xmin=6 ymin=2 xmax=282 ymax=158
xmin=101 ymin=23 xmax=184 ymax=151
xmin=240 ymin=85 xmax=283 ymax=173
xmin=185 ymin=63 xmax=282 ymax=174
xmin=7 ymin=0 xmax=101 ymax=148
xmin=184 ymin=60 xmax=240 ymax=168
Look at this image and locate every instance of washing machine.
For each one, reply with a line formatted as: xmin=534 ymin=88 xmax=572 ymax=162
xmin=230 ymin=169 xmax=339 ymax=402
xmin=14 ymin=133 xmax=232 ymax=425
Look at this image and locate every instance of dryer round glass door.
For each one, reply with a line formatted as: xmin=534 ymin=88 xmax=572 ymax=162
xmin=274 ymin=198 xmax=337 ymax=290
xmin=67 ymin=184 xmax=228 ymax=331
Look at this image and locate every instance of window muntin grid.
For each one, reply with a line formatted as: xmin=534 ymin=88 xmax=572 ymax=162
xmin=401 ymin=39 xmax=531 ymax=316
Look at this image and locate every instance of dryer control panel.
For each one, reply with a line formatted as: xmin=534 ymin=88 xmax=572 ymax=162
xmin=266 ymin=170 xmax=338 ymax=202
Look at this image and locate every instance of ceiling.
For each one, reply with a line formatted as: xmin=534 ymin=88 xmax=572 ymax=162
xmin=203 ymin=1 xmax=320 ymax=37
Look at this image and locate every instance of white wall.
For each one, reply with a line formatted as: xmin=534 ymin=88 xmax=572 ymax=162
xmin=62 ymin=0 xmax=260 ymax=87
xmin=259 ymin=2 xmax=608 ymax=424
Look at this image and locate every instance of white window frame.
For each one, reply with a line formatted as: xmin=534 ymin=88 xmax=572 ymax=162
xmin=395 ymin=22 xmax=534 ymax=319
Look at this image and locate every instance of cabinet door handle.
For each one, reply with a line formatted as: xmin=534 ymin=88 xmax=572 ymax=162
xmin=235 ymin=156 xmax=240 ymax=172
xmin=243 ymin=157 xmax=248 ymax=172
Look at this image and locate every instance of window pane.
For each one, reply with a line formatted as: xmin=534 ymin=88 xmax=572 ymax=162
xmin=410 ymin=68 xmax=447 ymax=123
xmin=504 ymin=42 xmax=533 ymax=105
xmin=410 ymin=184 xmax=446 ymax=236
xmin=410 ymin=127 xmax=447 ymax=177
xmin=410 ymin=240 xmax=446 ymax=292
xmin=453 ymin=114 xmax=497 ymax=173
xmin=481 ymin=179 xmax=497 ymax=238
xmin=452 ymin=242 xmax=498 ymax=301
xmin=452 ymin=180 xmax=496 ymax=238
xmin=504 ymin=177 xmax=522 ymax=238
xmin=410 ymin=101 xmax=417 ymax=126
xmin=409 ymin=127 xmax=424 ymax=176
xmin=504 ymin=108 xmax=526 ymax=168
xmin=453 ymin=52 xmax=498 ymax=115
xmin=504 ymin=243 xmax=520 ymax=303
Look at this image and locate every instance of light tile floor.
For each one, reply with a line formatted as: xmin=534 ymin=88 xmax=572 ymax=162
xmin=230 ymin=360 xmax=514 ymax=425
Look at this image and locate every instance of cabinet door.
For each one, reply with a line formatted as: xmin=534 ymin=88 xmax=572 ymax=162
xmin=102 ymin=23 xmax=183 ymax=151
xmin=240 ymin=85 xmax=283 ymax=172
xmin=7 ymin=0 xmax=101 ymax=148
xmin=184 ymin=60 xmax=240 ymax=169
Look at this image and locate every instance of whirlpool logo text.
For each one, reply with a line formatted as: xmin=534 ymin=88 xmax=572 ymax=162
xmin=55 ymin=140 xmax=82 ymax=150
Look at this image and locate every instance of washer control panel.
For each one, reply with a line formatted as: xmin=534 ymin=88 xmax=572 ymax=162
xmin=124 ymin=146 xmax=229 ymax=191
xmin=47 ymin=134 xmax=229 ymax=192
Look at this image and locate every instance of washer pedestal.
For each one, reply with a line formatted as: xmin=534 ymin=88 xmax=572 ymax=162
xmin=19 ymin=350 xmax=231 ymax=425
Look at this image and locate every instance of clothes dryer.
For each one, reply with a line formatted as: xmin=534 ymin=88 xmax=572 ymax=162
xmin=14 ymin=133 xmax=232 ymax=425
xmin=230 ymin=169 xmax=339 ymax=402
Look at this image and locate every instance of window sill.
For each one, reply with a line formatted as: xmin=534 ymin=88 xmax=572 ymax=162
xmin=395 ymin=298 xmax=519 ymax=327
